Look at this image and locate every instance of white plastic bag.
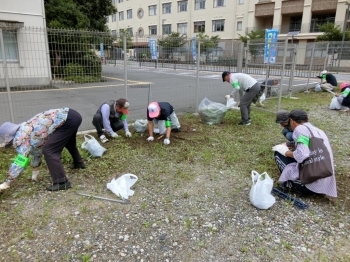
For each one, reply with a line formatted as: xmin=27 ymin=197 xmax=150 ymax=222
xmin=107 ymin=174 xmax=138 ymax=200
xmin=198 ymin=97 xmax=228 ymax=125
xmin=134 ymin=119 xmax=148 ymax=133
xmin=81 ymin=134 xmax=107 ymax=157
xmin=259 ymin=93 xmax=266 ymax=102
xmin=226 ymin=97 xmax=237 ymax=109
xmin=315 ymin=83 xmax=322 ymax=92
xmin=249 ymin=170 xmax=276 ymax=209
xmin=329 ymin=96 xmax=341 ymax=110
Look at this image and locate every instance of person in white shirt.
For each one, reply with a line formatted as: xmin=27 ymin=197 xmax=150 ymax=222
xmin=222 ymin=72 xmax=261 ymax=125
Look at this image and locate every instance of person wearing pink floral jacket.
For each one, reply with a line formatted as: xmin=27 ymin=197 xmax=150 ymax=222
xmin=0 ymin=108 xmax=84 ymax=192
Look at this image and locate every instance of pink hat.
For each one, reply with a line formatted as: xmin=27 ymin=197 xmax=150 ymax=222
xmin=340 ymin=82 xmax=349 ymax=91
xmin=148 ymin=102 xmax=160 ymax=118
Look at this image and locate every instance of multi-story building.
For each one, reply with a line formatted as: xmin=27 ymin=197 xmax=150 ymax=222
xmin=107 ymin=0 xmax=349 ymax=45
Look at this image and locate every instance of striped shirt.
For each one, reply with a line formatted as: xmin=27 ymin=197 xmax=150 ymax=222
xmin=278 ymin=122 xmax=337 ymax=197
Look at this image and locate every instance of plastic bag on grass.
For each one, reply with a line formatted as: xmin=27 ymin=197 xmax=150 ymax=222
xmin=198 ymin=98 xmax=227 ymax=125
xmin=329 ymin=96 xmax=341 ymax=110
xmin=226 ymin=98 xmax=237 ymax=109
xmin=107 ymin=174 xmax=138 ymax=200
xmin=134 ymin=119 xmax=148 ymax=133
xmin=81 ymin=134 xmax=106 ymax=157
xmin=249 ymin=170 xmax=276 ymax=209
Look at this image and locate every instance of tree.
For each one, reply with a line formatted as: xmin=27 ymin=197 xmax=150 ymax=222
xmin=117 ymin=29 xmax=133 ymax=51
xmin=316 ymin=23 xmax=350 ymax=42
xmin=238 ymin=29 xmax=265 ymax=63
xmin=158 ymin=32 xmax=187 ymax=59
xmin=44 ymin=0 xmax=117 ymax=81
xmin=44 ymin=0 xmax=116 ymax=31
xmin=196 ymin=31 xmax=220 ymax=62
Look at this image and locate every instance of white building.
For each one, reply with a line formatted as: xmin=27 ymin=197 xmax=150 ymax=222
xmin=0 ymin=0 xmax=50 ymax=87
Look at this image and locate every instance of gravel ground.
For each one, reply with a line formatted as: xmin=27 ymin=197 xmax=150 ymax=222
xmin=1 ymin=103 xmax=350 ymax=262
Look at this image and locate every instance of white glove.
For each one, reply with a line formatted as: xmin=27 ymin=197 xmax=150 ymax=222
xmin=32 ymin=170 xmax=39 ymax=181
xmin=109 ymin=131 xmax=118 ymax=138
xmin=0 ymin=182 xmax=10 ymax=191
xmin=164 ymin=138 xmax=170 ymax=145
xmin=146 ymin=136 xmax=154 ymax=142
xmin=125 ymin=131 xmax=132 ymax=138
xmin=272 ymin=144 xmax=289 ymax=156
xmin=225 ymin=95 xmax=231 ymax=100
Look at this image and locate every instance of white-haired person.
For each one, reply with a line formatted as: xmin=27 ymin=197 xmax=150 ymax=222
xmin=316 ymin=70 xmax=337 ymax=92
xmin=146 ymin=102 xmax=181 ymax=145
xmin=0 ymin=108 xmax=85 ymax=192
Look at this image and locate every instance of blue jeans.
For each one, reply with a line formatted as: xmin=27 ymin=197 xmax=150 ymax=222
xmin=282 ymin=128 xmax=293 ymax=142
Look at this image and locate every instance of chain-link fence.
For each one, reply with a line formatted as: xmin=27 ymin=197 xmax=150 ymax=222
xmin=1 ymin=26 xmax=349 ymax=131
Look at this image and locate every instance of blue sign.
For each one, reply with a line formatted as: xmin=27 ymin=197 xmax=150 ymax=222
xmin=264 ymin=29 xmax=279 ymax=64
xmin=149 ymin=39 xmax=158 ymax=60
xmin=100 ymin=43 xmax=104 ymax=58
xmin=191 ymin=36 xmax=197 ymax=61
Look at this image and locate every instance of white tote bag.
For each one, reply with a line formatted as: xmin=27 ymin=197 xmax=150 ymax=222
xmin=329 ymin=96 xmax=341 ymax=110
xmin=107 ymin=174 xmax=138 ymax=200
xmin=81 ymin=134 xmax=107 ymax=157
xmin=249 ymin=170 xmax=276 ymax=209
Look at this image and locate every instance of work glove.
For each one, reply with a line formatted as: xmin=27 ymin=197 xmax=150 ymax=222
xmin=0 ymin=182 xmax=10 ymax=191
xmin=109 ymin=131 xmax=118 ymax=138
xmin=146 ymin=136 xmax=154 ymax=142
xmin=164 ymin=138 xmax=170 ymax=145
xmin=272 ymin=144 xmax=289 ymax=156
xmin=225 ymin=95 xmax=231 ymax=100
xmin=125 ymin=131 xmax=132 ymax=138
xmin=32 ymin=170 xmax=39 ymax=181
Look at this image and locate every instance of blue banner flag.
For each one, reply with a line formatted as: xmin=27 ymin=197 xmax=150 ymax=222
xmin=191 ymin=36 xmax=197 ymax=61
xmin=100 ymin=43 xmax=104 ymax=58
xmin=264 ymin=29 xmax=278 ymax=64
xmin=149 ymin=39 xmax=158 ymax=60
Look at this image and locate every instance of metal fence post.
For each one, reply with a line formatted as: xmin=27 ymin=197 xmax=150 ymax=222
xmin=287 ymin=44 xmax=297 ymax=98
xmin=237 ymin=42 xmax=244 ymax=73
xmin=244 ymin=40 xmax=249 ymax=73
xmin=123 ymin=34 xmax=128 ymax=99
xmin=0 ymin=29 xmax=15 ymax=123
xmin=277 ymin=38 xmax=289 ymax=111
xmin=323 ymin=42 xmax=329 ymax=71
xmin=306 ymin=43 xmax=316 ymax=92
xmin=195 ymin=40 xmax=200 ymax=113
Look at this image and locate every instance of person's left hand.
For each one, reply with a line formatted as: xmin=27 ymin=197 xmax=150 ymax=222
xmin=125 ymin=131 xmax=132 ymax=138
xmin=164 ymin=138 xmax=170 ymax=145
xmin=272 ymin=144 xmax=289 ymax=156
xmin=0 ymin=182 xmax=10 ymax=191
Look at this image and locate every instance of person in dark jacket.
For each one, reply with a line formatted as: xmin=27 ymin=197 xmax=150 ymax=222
xmin=316 ymin=70 xmax=337 ymax=92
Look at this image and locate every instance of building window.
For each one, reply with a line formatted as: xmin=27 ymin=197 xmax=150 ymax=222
xmin=149 ymin=5 xmax=157 ymax=16
xmin=194 ymin=21 xmax=205 ymax=33
xmin=214 ymin=0 xmax=225 ymax=7
xmin=213 ymin=19 xmax=224 ymax=32
xmin=238 ymin=0 xmax=244 ymax=4
xmin=310 ymin=14 xmax=335 ymax=32
xmin=237 ymin=21 xmax=242 ymax=31
xmin=149 ymin=25 xmax=157 ymax=35
xmin=137 ymin=8 xmax=144 ymax=19
xmin=177 ymin=23 xmax=188 ymax=35
xmin=195 ymin=0 xmax=206 ymax=10
xmin=112 ymin=13 xmax=117 ymax=22
xmin=127 ymin=28 xmax=133 ymax=35
xmin=0 ymin=31 xmax=18 ymax=61
xmin=111 ymin=30 xmax=117 ymax=36
xmin=178 ymin=1 xmax=188 ymax=12
xmin=163 ymin=24 xmax=172 ymax=35
xmin=127 ymin=9 xmax=132 ymax=19
xmin=106 ymin=16 xmax=109 ymax=23
xmin=163 ymin=3 xmax=171 ymax=14
xmin=119 ymin=11 xmax=124 ymax=21
xmin=118 ymin=0 xmax=123 ymax=3
xmin=289 ymin=16 xmax=302 ymax=32
xmin=112 ymin=0 xmax=116 ymax=5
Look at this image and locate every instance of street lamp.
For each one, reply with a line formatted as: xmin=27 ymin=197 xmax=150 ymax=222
xmin=337 ymin=2 xmax=350 ymax=73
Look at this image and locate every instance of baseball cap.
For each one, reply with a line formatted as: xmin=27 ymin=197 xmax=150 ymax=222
xmin=116 ymin=98 xmax=129 ymax=115
xmin=275 ymin=110 xmax=290 ymax=123
xmin=148 ymin=102 xmax=160 ymax=118
xmin=222 ymin=71 xmax=230 ymax=82
xmin=289 ymin=109 xmax=308 ymax=122
xmin=0 ymin=122 xmax=20 ymax=144
xmin=340 ymin=82 xmax=350 ymax=91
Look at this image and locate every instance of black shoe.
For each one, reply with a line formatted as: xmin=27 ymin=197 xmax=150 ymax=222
xmin=46 ymin=180 xmax=72 ymax=191
xmin=69 ymin=162 xmax=86 ymax=169
xmin=238 ymin=121 xmax=251 ymax=126
xmin=171 ymin=127 xmax=181 ymax=133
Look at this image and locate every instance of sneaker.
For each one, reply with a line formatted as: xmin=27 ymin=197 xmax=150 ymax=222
xmin=46 ymin=180 xmax=71 ymax=191
xmin=238 ymin=121 xmax=251 ymax=126
xmin=100 ymin=135 xmax=109 ymax=143
xmin=171 ymin=127 xmax=181 ymax=133
xmin=69 ymin=162 xmax=86 ymax=169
